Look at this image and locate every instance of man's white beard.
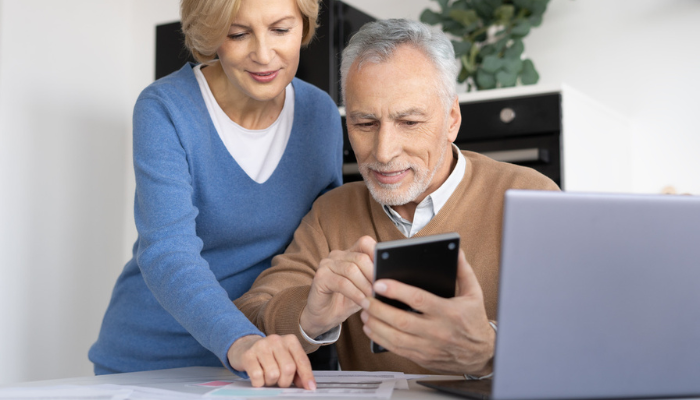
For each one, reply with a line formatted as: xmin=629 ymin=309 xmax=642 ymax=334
xmin=359 ymin=143 xmax=448 ymax=206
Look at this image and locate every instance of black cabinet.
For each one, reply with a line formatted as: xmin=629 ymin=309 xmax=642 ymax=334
xmin=455 ymin=93 xmax=562 ymax=187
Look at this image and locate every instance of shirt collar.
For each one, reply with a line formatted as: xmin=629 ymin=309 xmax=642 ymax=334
xmin=382 ymin=145 xmax=466 ymax=237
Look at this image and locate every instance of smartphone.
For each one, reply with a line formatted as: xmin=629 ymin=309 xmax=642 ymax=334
xmin=370 ymin=232 xmax=460 ymax=353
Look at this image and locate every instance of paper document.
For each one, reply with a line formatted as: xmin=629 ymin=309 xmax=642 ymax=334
xmin=0 ymin=384 xmax=207 ymax=400
xmin=205 ymin=371 xmax=415 ymax=398
xmin=0 ymin=370 xmax=430 ymax=399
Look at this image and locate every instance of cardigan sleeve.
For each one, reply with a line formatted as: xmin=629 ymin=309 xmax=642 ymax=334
xmin=234 ymin=206 xmax=332 ymax=354
xmin=132 ymin=95 xmax=263 ymax=376
xmin=325 ymin=103 xmax=344 ymax=192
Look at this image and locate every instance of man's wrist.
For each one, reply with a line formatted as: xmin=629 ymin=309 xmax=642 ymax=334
xmin=464 ymin=321 xmax=497 ymax=380
xmin=299 ymin=306 xmax=336 ymax=338
xmin=299 ymin=324 xmax=341 ymax=345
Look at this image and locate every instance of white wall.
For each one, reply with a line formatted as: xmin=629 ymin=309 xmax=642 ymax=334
xmin=0 ymin=0 xmax=698 ymax=385
xmin=0 ymin=0 xmax=179 ymax=385
xmin=0 ymin=0 xmax=130 ymax=384
xmin=524 ymin=0 xmax=700 ymax=194
xmin=122 ymin=0 xmax=182 ymax=260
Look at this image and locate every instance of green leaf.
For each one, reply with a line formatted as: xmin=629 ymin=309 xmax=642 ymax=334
xmin=494 ymin=27 xmax=508 ymax=37
xmin=531 ymin=0 xmax=550 ymax=16
xmin=504 ymin=39 xmax=524 ymax=59
xmin=452 ymin=40 xmax=473 ymax=57
xmin=503 ymin=57 xmax=523 ymax=74
xmin=513 ymin=0 xmax=533 ymax=9
xmin=511 ymin=20 xmax=531 ymax=38
xmin=461 ymin=54 xmax=477 ymax=73
xmin=474 ymin=30 xmax=488 ymax=42
xmin=476 ymin=68 xmax=497 ymax=89
xmin=480 ymin=43 xmax=496 ymax=57
xmin=472 ymin=0 xmax=501 ymax=21
xmin=449 ymin=9 xmax=480 ymax=27
xmin=469 ymin=40 xmax=480 ymax=65
xmin=420 ymin=9 xmax=444 ymax=25
xmin=529 ymin=15 xmax=543 ymax=27
xmin=493 ymin=37 xmax=508 ymax=52
xmin=481 ymin=55 xmax=503 ymax=73
xmin=494 ymin=5 xmax=515 ymax=24
xmin=452 ymin=0 xmax=469 ymax=11
xmin=496 ymin=70 xmax=518 ymax=87
xmin=520 ymin=59 xmax=539 ymax=85
xmin=434 ymin=0 xmax=450 ymax=11
xmin=458 ymin=65 xmax=471 ymax=83
xmin=442 ymin=20 xmax=470 ymax=36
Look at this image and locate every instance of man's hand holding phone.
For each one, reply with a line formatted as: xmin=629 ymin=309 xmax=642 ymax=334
xmin=360 ymin=238 xmax=496 ymax=376
xmin=298 ymin=233 xmax=495 ymax=376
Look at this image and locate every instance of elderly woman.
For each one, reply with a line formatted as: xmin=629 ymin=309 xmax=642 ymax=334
xmin=89 ymin=0 xmax=342 ymax=389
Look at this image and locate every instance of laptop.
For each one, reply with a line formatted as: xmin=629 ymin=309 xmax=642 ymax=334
xmin=419 ymin=190 xmax=700 ymax=399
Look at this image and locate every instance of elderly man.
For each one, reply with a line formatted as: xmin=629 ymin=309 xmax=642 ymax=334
xmin=234 ymin=18 xmax=558 ymax=379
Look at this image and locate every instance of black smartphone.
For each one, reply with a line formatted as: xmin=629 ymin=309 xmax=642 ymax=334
xmin=370 ymin=232 xmax=460 ymax=353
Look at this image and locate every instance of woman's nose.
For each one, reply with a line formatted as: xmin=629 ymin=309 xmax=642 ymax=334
xmin=251 ymin=37 xmax=273 ymax=65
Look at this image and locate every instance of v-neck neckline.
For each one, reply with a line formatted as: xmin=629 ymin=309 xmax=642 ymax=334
xmin=190 ymin=64 xmax=300 ymax=186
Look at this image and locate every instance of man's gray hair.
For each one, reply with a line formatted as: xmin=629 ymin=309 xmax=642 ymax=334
xmin=340 ymin=19 xmax=459 ymax=109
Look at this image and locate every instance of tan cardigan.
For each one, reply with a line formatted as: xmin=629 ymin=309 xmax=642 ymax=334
xmin=235 ymin=150 xmax=559 ymax=374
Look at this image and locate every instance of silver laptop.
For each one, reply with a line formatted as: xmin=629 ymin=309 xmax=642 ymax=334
xmin=419 ymin=190 xmax=700 ymax=399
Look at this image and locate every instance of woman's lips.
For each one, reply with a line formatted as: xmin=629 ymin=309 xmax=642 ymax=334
xmin=248 ymin=70 xmax=279 ymax=83
xmin=372 ymin=169 xmax=409 ymax=185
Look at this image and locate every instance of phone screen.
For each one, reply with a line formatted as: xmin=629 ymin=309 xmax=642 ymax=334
xmin=370 ymin=232 xmax=460 ymax=353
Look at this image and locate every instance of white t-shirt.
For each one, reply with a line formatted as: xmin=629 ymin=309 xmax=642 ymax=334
xmin=193 ymin=63 xmax=294 ymax=184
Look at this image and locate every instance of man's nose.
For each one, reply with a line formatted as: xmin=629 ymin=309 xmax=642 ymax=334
xmin=374 ymin=124 xmax=401 ymax=164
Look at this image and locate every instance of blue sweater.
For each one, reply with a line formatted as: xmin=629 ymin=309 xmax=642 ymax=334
xmin=89 ymin=63 xmax=343 ymax=375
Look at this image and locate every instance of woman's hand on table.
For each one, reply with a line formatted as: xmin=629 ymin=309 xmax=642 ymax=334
xmin=227 ymin=334 xmax=316 ymax=390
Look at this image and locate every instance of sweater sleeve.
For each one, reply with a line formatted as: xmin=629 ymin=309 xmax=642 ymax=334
xmin=132 ymin=96 xmax=263 ymax=376
xmin=325 ymin=107 xmax=344 ymax=192
xmin=234 ymin=207 xmax=332 ymax=353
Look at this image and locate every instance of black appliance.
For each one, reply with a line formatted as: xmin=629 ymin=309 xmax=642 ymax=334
xmin=296 ymin=0 xmax=374 ymax=105
xmin=455 ymin=93 xmax=562 ymax=187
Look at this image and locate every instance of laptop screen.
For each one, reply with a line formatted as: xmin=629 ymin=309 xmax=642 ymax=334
xmin=493 ymin=190 xmax=700 ymax=400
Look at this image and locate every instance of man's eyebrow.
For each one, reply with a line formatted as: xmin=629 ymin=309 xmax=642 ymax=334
xmin=390 ymin=108 xmax=426 ymax=119
xmin=348 ymin=108 xmax=427 ymax=120
xmin=230 ymin=16 xmax=296 ymax=29
xmin=347 ymin=112 xmax=377 ymax=120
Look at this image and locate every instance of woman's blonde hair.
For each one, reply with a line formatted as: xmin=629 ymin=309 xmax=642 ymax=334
xmin=181 ymin=0 xmax=320 ymax=63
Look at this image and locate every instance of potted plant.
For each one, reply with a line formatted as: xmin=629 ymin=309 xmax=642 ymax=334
xmin=420 ymin=0 xmax=550 ymax=91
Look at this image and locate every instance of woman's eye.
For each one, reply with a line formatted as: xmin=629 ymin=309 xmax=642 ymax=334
xmin=273 ymin=28 xmax=290 ymax=35
xmin=228 ymin=33 xmax=247 ymax=40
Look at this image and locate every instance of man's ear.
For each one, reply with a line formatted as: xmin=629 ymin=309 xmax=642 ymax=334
xmin=447 ymin=96 xmax=461 ymax=143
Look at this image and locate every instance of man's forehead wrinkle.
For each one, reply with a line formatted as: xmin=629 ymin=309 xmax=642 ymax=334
xmin=348 ymin=111 xmax=377 ymax=120
xmin=390 ymin=107 xmax=427 ymax=119
xmin=347 ymin=106 xmax=427 ymax=120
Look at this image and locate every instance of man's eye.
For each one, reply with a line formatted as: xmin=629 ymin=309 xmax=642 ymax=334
xmin=403 ymin=120 xmax=420 ymax=126
xmin=355 ymin=122 xmax=375 ymax=128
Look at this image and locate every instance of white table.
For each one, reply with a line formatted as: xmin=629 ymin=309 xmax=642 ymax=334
xmin=1 ymin=366 xmax=463 ymax=399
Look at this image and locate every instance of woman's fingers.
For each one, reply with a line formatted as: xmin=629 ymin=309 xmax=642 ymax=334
xmin=286 ymin=335 xmax=316 ymax=390
xmin=231 ymin=334 xmax=316 ymax=389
